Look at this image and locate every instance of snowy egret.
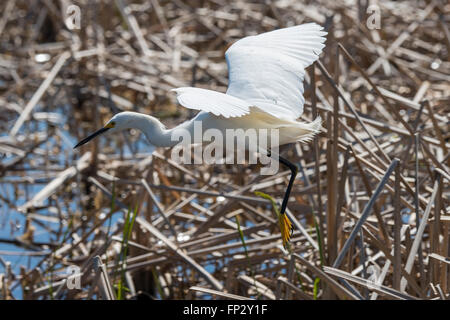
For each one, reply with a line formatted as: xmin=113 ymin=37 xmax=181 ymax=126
xmin=74 ymin=23 xmax=327 ymax=247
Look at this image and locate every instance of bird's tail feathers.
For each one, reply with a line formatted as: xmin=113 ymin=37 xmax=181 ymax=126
xmin=295 ymin=116 xmax=322 ymax=143
xmin=277 ymin=116 xmax=322 ymax=145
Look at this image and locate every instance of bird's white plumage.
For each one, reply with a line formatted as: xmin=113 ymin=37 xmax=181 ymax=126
xmin=172 ymin=23 xmax=327 ymax=120
xmin=170 ymin=87 xmax=252 ymax=118
xmin=75 ymin=24 xmax=327 ymax=251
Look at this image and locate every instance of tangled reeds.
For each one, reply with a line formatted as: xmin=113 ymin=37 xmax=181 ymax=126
xmin=0 ymin=0 xmax=449 ymax=300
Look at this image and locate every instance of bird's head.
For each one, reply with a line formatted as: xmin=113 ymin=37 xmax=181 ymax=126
xmin=73 ymin=112 xmax=141 ymax=149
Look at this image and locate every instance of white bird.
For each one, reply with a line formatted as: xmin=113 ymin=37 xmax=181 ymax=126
xmin=74 ymin=23 xmax=327 ymax=247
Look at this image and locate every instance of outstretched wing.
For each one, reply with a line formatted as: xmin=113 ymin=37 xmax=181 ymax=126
xmin=170 ymin=87 xmax=252 ymax=118
xmin=226 ymin=23 xmax=327 ymax=120
xmin=172 ymin=23 xmax=326 ymax=120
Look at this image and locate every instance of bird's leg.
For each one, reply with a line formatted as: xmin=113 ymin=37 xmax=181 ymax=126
xmin=267 ymin=151 xmax=297 ymax=247
xmin=278 ymin=156 xmax=298 ymax=215
xmin=267 ymin=151 xmax=298 ymax=214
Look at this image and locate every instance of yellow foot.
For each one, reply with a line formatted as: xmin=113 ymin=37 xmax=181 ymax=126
xmin=278 ymin=213 xmax=294 ymax=249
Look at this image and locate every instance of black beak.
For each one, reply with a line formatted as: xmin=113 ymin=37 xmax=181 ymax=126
xmin=73 ymin=127 xmax=110 ymax=149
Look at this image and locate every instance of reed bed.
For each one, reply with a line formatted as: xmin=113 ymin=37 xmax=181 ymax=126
xmin=0 ymin=0 xmax=449 ymax=300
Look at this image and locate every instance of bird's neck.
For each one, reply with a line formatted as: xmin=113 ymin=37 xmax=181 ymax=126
xmin=134 ymin=115 xmax=179 ymax=148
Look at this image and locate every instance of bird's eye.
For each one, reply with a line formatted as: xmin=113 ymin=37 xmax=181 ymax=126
xmin=105 ymin=121 xmax=115 ymax=129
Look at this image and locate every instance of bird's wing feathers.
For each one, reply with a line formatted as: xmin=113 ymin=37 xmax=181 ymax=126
xmin=226 ymin=23 xmax=326 ymax=120
xmin=172 ymin=23 xmax=326 ymax=120
xmin=171 ymin=87 xmax=252 ymax=118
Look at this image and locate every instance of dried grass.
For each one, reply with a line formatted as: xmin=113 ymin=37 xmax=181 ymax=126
xmin=0 ymin=0 xmax=448 ymax=300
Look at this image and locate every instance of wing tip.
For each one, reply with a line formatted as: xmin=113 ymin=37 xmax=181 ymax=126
xmin=300 ymin=22 xmax=328 ymax=39
xmin=170 ymin=87 xmax=187 ymax=94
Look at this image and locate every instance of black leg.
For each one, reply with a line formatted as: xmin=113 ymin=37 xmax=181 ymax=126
xmin=267 ymin=151 xmax=297 ymax=247
xmin=278 ymin=156 xmax=298 ymax=215
xmin=267 ymin=151 xmax=298 ymax=215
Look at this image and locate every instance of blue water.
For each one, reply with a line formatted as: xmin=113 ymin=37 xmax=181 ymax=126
xmin=0 ymin=104 xmax=139 ymax=298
